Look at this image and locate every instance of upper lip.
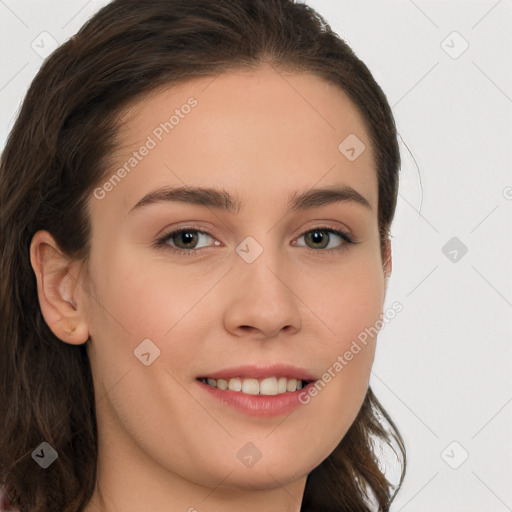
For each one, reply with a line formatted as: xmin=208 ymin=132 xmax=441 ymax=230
xmin=197 ymin=364 xmax=317 ymax=382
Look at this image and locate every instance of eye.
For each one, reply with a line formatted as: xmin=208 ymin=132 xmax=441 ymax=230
xmin=153 ymin=226 xmax=218 ymax=256
xmin=293 ymin=227 xmax=355 ymax=251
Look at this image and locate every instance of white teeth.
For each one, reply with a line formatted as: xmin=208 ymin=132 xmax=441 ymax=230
xmin=241 ymin=378 xmax=259 ymax=395
xmin=286 ymin=378 xmax=298 ymax=392
xmin=228 ymin=378 xmax=242 ymax=392
xmin=259 ymin=377 xmax=278 ymax=395
xmin=202 ymin=376 xmax=308 ymax=395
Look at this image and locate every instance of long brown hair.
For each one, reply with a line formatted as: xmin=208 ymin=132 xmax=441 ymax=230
xmin=0 ymin=0 xmax=405 ymax=510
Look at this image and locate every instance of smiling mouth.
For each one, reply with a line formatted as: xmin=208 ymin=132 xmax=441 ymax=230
xmin=197 ymin=376 xmax=312 ymax=395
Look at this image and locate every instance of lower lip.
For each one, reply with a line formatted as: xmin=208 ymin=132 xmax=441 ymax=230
xmin=196 ymin=379 xmax=315 ymax=418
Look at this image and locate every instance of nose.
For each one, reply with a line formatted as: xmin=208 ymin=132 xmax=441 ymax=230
xmin=223 ymin=246 xmax=302 ymax=340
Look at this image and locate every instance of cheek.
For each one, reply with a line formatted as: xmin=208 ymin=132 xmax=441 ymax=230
xmin=307 ymin=254 xmax=386 ymax=344
xmin=88 ymin=245 xmax=204 ymax=333
xmin=296 ymin=256 xmax=384 ymax=432
xmin=85 ymin=250 xmax=215 ymax=390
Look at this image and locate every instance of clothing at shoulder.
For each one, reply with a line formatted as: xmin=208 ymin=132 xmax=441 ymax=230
xmin=0 ymin=484 xmax=20 ymax=512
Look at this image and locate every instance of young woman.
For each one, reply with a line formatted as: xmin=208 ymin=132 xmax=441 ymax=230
xmin=0 ymin=1 xmax=406 ymax=510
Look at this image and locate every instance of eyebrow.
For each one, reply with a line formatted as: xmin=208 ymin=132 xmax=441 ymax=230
xmin=127 ymin=184 xmax=372 ymax=215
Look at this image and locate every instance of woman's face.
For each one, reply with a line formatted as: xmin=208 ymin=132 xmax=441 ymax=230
xmin=52 ymin=64 xmax=390 ymax=507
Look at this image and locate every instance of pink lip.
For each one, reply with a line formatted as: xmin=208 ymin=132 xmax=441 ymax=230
xmin=196 ymin=379 xmax=316 ymax=418
xmin=197 ymin=364 xmax=317 ymax=381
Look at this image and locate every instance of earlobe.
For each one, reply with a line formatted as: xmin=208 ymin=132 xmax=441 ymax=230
xmin=29 ymin=230 xmax=89 ymax=345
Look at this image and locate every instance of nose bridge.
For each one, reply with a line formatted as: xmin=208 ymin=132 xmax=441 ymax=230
xmin=238 ymin=223 xmax=293 ymax=280
xmin=237 ymin=232 xmax=286 ymax=301
xmin=224 ymin=231 xmax=301 ymax=338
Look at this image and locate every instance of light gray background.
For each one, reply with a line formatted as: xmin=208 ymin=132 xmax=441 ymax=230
xmin=1 ymin=1 xmax=511 ymax=511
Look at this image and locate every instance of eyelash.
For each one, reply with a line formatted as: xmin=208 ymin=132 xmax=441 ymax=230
xmin=153 ymin=224 xmax=358 ymax=257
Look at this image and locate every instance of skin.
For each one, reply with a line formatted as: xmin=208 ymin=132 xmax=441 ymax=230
xmin=30 ymin=63 xmax=391 ymax=512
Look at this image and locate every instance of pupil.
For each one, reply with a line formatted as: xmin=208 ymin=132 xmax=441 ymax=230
xmin=309 ymin=230 xmax=327 ymax=248
xmin=179 ymin=231 xmax=196 ymax=247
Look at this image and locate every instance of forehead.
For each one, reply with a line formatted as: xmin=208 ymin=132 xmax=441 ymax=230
xmin=91 ymin=64 xmax=377 ymax=219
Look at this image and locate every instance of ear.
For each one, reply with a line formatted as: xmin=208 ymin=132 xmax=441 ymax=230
xmin=29 ymin=230 xmax=90 ymax=345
